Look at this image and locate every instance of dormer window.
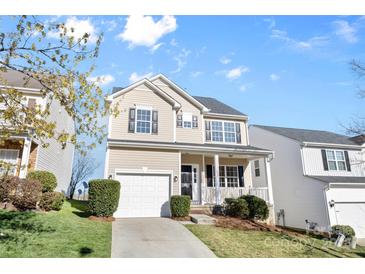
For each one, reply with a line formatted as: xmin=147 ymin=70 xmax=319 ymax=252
xmin=326 ymin=150 xmax=347 ymax=171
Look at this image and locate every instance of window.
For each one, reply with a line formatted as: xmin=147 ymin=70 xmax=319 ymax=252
xmin=254 ymin=160 xmax=260 ymax=177
xmin=326 ymin=150 xmax=347 ymax=171
xmin=136 ymin=108 xmax=151 ymax=133
xmin=183 ymin=113 xmax=192 ymax=128
xmin=213 ymin=165 xmax=239 ymax=187
xmin=0 ymin=149 xmax=19 ymax=176
xmin=211 ymin=120 xmax=237 ymax=143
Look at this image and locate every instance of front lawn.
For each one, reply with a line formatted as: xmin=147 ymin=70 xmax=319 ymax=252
xmin=0 ymin=200 xmax=111 ymax=258
xmin=186 ymin=225 xmax=365 ymax=258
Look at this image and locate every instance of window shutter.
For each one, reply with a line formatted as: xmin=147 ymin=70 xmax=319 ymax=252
xmin=206 ymin=165 xmax=213 ymax=187
xmin=321 ymin=149 xmax=328 ymax=171
xmin=344 ymin=151 xmax=351 ymax=171
xmin=205 ymin=120 xmax=211 ymax=141
xmin=151 ymin=110 xmax=158 ymax=134
xmin=192 ymin=115 xmax=198 ymax=128
xmin=238 ymin=166 xmax=244 ymax=187
xmin=28 ymin=98 xmax=36 ymax=110
xmin=128 ymin=108 xmax=136 ymax=133
xmin=176 ymin=114 xmax=182 ymax=128
xmin=236 ymin=123 xmax=241 ymax=144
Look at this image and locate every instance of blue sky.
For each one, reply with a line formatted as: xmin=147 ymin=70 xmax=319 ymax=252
xmin=3 ymin=15 xmax=365 ymax=179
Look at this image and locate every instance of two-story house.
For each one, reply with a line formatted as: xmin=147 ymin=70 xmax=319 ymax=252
xmin=0 ymin=70 xmax=75 ymax=193
xmin=105 ymin=74 xmax=274 ymax=218
xmin=250 ymin=125 xmax=365 ymax=242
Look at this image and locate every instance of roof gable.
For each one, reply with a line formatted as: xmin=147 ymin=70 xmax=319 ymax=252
xmin=252 ymin=125 xmax=359 ymax=146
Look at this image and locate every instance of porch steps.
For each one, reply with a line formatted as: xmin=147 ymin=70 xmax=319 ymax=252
xmin=190 ymin=204 xmax=215 ymax=215
xmin=190 ymin=214 xmax=216 ymax=225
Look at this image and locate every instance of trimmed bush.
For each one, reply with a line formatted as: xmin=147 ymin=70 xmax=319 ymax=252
xmin=331 ymin=225 xmax=355 ymax=239
xmin=88 ymin=179 xmax=120 ymax=217
xmin=27 ymin=171 xmax=57 ymax=192
xmin=240 ymin=195 xmax=269 ymax=220
xmin=0 ymin=176 xmax=20 ymax=202
xmin=170 ymin=195 xmax=191 ymax=217
xmin=12 ymin=179 xmax=42 ymax=210
xmin=40 ymin=191 xmax=65 ymax=211
xmin=224 ymin=198 xmax=249 ymax=219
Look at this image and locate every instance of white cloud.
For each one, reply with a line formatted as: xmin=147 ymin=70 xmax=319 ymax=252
xmin=270 ymin=73 xmax=280 ymax=81
xmin=239 ymin=85 xmax=247 ymax=92
xmin=101 ymin=19 xmax=117 ymax=32
xmin=270 ymin=28 xmax=328 ymax=51
xmin=226 ymin=66 xmax=249 ymax=80
xmin=48 ymin=16 xmax=99 ymax=44
xmin=332 ymin=20 xmax=358 ymax=43
xmin=128 ymin=72 xmax=153 ymax=83
xmin=264 ymin=18 xmax=276 ymax=29
xmin=117 ymin=15 xmax=177 ymax=48
xmin=190 ymin=71 xmax=203 ymax=78
xmin=220 ymin=56 xmax=231 ymax=65
xmin=149 ymin=42 xmax=164 ymax=53
xmin=171 ymin=48 xmax=191 ymax=74
xmin=88 ymin=74 xmax=115 ymax=86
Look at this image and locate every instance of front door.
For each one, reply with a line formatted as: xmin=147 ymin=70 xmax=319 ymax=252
xmin=181 ymin=164 xmax=200 ymax=202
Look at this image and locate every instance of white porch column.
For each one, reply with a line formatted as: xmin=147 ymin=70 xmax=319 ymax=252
xmin=19 ymin=137 xmax=31 ymax=178
xmin=214 ymin=154 xmax=220 ymax=205
xmin=264 ymin=157 xmax=274 ymax=206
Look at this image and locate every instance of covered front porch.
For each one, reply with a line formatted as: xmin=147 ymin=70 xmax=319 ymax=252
xmin=179 ymin=149 xmax=274 ymax=206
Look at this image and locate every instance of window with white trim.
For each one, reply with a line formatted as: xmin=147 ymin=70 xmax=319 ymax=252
xmin=213 ymin=165 xmax=239 ymax=187
xmin=183 ymin=113 xmax=192 ymax=128
xmin=211 ymin=120 xmax=237 ymax=143
xmin=136 ymin=108 xmax=152 ymax=133
xmin=0 ymin=149 xmax=19 ymax=176
xmin=254 ymin=160 xmax=260 ymax=177
xmin=326 ymin=150 xmax=347 ymax=171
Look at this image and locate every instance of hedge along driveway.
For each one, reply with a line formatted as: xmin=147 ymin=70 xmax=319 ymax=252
xmin=0 ymin=200 xmax=111 ymax=258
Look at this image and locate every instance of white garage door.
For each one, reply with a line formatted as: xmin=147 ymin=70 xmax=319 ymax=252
xmin=114 ymin=173 xmax=171 ymax=218
xmin=327 ymin=187 xmax=365 ymax=239
xmin=334 ymin=203 xmax=365 ymax=239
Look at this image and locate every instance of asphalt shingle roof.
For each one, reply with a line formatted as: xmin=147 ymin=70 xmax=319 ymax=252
xmin=0 ymin=70 xmax=43 ymax=89
xmin=193 ymin=96 xmax=246 ymax=116
xmin=308 ymin=176 xmax=365 ymax=183
xmin=253 ymin=125 xmax=358 ymax=146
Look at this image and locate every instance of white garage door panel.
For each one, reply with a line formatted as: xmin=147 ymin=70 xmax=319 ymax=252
xmin=114 ymin=174 xmax=171 ymax=218
xmin=334 ymin=203 xmax=365 ymax=238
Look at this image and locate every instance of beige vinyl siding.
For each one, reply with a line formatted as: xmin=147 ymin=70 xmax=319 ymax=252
xmin=204 ymin=117 xmax=249 ymax=145
xmin=35 ymin=98 xmax=75 ymax=194
xmin=302 ymin=146 xmax=365 ymax=176
xmin=110 ymin=84 xmax=174 ymax=142
xmin=107 ymin=147 xmax=180 ymax=195
xmin=152 ymin=79 xmax=203 ymax=144
xmin=181 ymin=154 xmax=252 ymax=188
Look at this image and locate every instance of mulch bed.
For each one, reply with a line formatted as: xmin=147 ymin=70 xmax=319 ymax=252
xmin=172 ymin=216 xmax=191 ymax=221
xmin=88 ymin=216 xmax=115 ymax=222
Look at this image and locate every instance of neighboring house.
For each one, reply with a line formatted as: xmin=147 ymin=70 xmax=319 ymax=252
xmin=105 ymin=74 xmax=274 ymax=218
xmin=250 ymin=125 xmax=365 ymax=241
xmin=0 ymin=70 xmax=75 ymax=193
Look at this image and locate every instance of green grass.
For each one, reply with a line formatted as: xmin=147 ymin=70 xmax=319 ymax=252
xmin=186 ymin=225 xmax=365 ymax=258
xmin=0 ymin=200 xmax=111 ymax=258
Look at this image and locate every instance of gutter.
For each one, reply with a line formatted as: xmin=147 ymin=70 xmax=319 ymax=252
xmin=302 ymin=141 xmax=361 ymax=150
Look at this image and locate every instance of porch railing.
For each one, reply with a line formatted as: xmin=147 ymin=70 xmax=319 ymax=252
xmin=201 ymin=186 xmax=269 ymax=204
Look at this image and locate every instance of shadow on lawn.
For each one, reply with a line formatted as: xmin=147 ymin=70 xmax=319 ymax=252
xmin=79 ymin=247 xmax=94 ymax=257
xmin=69 ymin=199 xmax=91 ymax=218
xmin=0 ymin=210 xmax=55 ymax=243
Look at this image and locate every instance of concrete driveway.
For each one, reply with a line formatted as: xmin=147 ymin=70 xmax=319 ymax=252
xmin=111 ymin=218 xmax=216 ymax=258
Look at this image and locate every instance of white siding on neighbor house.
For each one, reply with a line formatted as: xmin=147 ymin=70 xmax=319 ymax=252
xmin=152 ymin=78 xmax=204 ymax=144
xmin=251 ymin=158 xmax=267 ymax=188
xmin=249 ymin=126 xmax=330 ymax=230
xmin=107 ymin=147 xmax=180 ymax=195
xmin=36 ymin=98 xmax=75 ymax=194
xmin=302 ymin=146 xmax=365 ymax=177
xmin=109 ymin=84 xmax=174 ymax=142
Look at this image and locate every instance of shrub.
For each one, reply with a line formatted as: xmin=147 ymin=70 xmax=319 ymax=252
xmin=88 ymin=179 xmax=120 ymax=217
xmin=170 ymin=195 xmax=191 ymax=217
xmin=224 ymin=198 xmax=249 ymax=219
xmin=39 ymin=191 xmax=65 ymax=211
xmin=240 ymin=195 xmax=269 ymax=220
xmin=331 ymin=225 xmax=355 ymax=239
xmin=12 ymin=179 xmax=42 ymax=210
xmin=27 ymin=171 xmax=57 ymax=192
xmin=0 ymin=176 xmax=20 ymax=202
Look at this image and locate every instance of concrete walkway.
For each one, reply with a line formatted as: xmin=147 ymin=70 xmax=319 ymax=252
xmin=111 ymin=218 xmax=216 ymax=258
